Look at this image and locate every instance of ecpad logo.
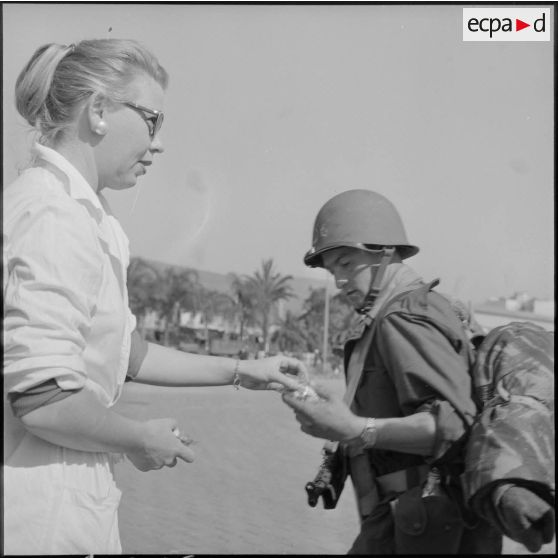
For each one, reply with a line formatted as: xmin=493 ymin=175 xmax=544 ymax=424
xmin=463 ymin=8 xmax=551 ymax=41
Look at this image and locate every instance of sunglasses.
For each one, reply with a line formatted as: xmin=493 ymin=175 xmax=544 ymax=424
xmin=123 ymin=101 xmax=164 ymax=138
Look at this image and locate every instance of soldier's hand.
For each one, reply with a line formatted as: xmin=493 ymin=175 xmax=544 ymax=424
xmin=497 ymin=485 xmax=555 ymax=553
xmin=282 ymin=381 xmax=365 ymax=442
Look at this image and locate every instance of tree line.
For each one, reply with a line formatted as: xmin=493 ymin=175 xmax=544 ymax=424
xmin=127 ymin=256 xmax=358 ymax=370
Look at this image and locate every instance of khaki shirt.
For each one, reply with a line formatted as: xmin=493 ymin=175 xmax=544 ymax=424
xmin=346 ymin=281 xmax=477 ymax=476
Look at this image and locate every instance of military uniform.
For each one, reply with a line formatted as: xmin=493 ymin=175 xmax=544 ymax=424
xmin=343 ymin=265 xmax=502 ymax=554
xmin=299 ymin=189 xmax=505 ymax=554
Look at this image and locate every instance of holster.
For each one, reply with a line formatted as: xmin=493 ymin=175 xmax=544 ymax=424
xmin=349 ymin=449 xmax=380 ymax=519
xmin=305 ymin=445 xmax=348 ymax=509
xmin=393 ymin=485 xmax=464 ymax=554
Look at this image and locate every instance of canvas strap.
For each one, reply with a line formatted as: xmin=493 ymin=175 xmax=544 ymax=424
xmin=320 ymin=283 xmax=429 ymax=518
xmin=321 ymin=283 xmax=423 ymax=455
xmin=322 ymin=317 xmax=379 ymax=454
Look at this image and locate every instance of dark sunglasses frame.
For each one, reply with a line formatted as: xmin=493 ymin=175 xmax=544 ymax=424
xmin=123 ymin=101 xmax=164 ymax=138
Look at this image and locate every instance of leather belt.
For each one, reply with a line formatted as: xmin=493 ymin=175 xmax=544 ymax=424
xmin=376 ymin=464 xmax=430 ymax=498
xmin=350 ymin=453 xmax=379 ymax=518
xmin=350 ymin=451 xmax=430 ymax=519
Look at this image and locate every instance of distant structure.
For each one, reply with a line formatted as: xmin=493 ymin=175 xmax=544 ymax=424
xmin=474 ymin=291 xmax=554 ymax=332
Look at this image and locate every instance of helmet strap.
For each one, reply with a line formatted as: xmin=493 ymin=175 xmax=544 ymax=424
xmin=356 ymin=247 xmax=395 ymax=315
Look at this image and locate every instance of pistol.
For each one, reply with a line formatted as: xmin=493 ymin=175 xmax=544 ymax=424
xmin=305 ymin=447 xmax=346 ymax=509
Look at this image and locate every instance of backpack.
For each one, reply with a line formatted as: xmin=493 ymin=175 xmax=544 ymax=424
xmin=377 ymin=293 xmax=555 ymax=519
xmin=457 ymin=320 xmax=555 ymax=511
xmin=306 ymin=288 xmax=555 ymax=522
xmin=382 ymin=292 xmax=554 ymax=512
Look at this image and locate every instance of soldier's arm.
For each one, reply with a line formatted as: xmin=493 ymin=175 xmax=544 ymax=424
xmin=284 ymin=385 xmax=437 ymax=456
xmin=367 ymin=412 xmax=436 ymax=455
xmin=377 ymin=311 xmax=477 ymax=459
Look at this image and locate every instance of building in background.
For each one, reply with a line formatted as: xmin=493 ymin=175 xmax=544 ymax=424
xmin=474 ymin=292 xmax=554 ymax=332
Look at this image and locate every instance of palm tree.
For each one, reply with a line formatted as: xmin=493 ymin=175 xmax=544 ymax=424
xmin=229 ymin=273 xmax=257 ymax=344
xmin=127 ymin=257 xmax=160 ymax=337
xmin=297 ymin=287 xmax=327 ymax=354
xmin=156 ymin=266 xmax=200 ymax=346
xmin=195 ymin=287 xmax=236 ymax=354
xmin=271 ymin=310 xmax=308 ymax=355
xmin=296 ymin=287 xmax=355 ymax=369
xmin=243 ymin=259 xmax=295 ymax=354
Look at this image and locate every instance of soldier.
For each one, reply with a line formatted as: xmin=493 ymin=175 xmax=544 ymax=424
xmin=283 ymin=189 xmax=503 ymax=554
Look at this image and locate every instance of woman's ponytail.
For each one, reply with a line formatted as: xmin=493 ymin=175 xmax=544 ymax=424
xmin=15 ymin=43 xmax=74 ymax=133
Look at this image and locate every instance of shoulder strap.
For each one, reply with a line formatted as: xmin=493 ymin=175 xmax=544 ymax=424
xmin=322 ymin=283 xmax=428 ymax=455
xmin=344 ymin=283 xmax=432 ymax=407
xmin=343 ymin=319 xmax=379 ymax=407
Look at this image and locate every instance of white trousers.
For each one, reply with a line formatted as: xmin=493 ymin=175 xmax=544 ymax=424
xmin=4 ymin=431 xmax=122 ymax=555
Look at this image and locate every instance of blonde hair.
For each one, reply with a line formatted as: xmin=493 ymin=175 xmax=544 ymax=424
xmin=15 ymin=39 xmax=169 ymax=145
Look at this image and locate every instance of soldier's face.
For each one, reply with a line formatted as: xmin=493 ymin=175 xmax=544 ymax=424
xmin=323 ymin=247 xmax=383 ymax=309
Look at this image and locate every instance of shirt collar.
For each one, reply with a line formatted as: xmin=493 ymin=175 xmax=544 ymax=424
xmin=33 ymin=143 xmax=104 ymax=222
xmin=373 ymin=263 xmax=424 ymax=314
xmin=359 ymin=263 xmax=425 ymax=327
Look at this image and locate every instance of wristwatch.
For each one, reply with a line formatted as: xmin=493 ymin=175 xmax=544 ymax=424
xmin=359 ymin=417 xmax=378 ymax=448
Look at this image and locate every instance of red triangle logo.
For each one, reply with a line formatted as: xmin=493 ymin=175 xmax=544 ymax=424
xmin=516 ymin=19 xmax=530 ymax=31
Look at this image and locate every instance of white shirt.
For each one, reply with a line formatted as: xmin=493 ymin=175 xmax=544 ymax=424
xmin=3 ymin=144 xmax=135 ymax=439
xmin=3 ymin=144 xmax=135 ymax=553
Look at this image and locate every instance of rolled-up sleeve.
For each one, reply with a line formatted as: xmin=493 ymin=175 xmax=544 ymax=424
xmin=4 ymin=196 xmax=103 ymax=395
xmin=377 ymin=311 xmax=477 ymax=460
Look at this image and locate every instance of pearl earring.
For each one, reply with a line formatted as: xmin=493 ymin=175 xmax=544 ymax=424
xmin=95 ymin=121 xmax=108 ymax=135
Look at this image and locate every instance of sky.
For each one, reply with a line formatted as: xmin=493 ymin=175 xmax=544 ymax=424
xmin=2 ymin=2 xmax=554 ymax=305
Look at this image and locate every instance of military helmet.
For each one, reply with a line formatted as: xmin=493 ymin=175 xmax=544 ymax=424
xmin=304 ymin=189 xmax=419 ymax=268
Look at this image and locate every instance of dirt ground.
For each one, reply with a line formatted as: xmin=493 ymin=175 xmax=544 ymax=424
xmin=114 ymin=380 xmax=555 ymax=555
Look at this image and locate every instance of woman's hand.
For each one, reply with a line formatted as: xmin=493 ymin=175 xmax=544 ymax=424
xmin=236 ymin=355 xmax=309 ymax=391
xmin=126 ymin=418 xmax=196 ymax=472
xmin=282 ymin=381 xmax=365 ymax=442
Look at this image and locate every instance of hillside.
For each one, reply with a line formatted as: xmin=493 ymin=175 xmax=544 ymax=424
xmin=142 ymin=258 xmax=325 ymax=315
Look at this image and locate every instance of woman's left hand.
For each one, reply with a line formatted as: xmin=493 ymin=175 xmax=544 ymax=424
xmin=237 ymin=355 xmax=309 ymax=391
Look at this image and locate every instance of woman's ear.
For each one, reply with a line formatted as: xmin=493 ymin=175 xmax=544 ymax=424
xmin=87 ymin=94 xmax=109 ymax=136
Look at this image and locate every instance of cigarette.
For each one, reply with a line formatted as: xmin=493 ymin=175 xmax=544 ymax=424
xmin=284 ymin=384 xmax=320 ymax=401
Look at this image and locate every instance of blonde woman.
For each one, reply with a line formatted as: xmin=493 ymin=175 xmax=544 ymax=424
xmin=3 ymin=39 xmax=307 ymax=554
